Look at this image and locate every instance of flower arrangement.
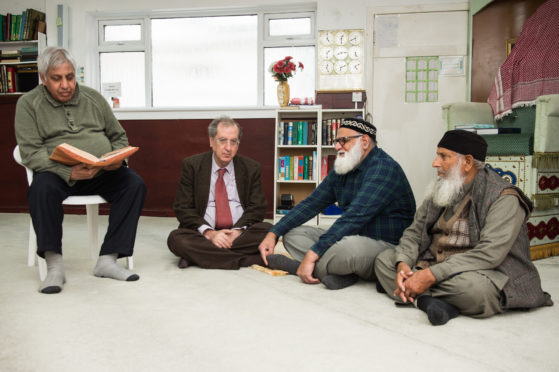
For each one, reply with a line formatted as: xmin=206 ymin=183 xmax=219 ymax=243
xmin=269 ymin=56 xmax=304 ymax=82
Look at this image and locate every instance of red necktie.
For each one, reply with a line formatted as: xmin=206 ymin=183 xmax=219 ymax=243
xmin=215 ymin=168 xmax=233 ymax=229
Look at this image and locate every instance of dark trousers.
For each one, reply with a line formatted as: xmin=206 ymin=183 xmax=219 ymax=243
xmin=27 ymin=167 xmax=146 ymax=258
xmin=167 ymin=222 xmax=273 ymax=269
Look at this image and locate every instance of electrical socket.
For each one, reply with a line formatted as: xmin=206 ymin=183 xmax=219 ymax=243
xmin=352 ymin=92 xmax=362 ymax=102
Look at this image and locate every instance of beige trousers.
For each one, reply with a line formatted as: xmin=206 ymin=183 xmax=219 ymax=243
xmin=374 ymin=249 xmax=504 ymax=318
xmin=283 ymin=225 xmax=394 ymax=280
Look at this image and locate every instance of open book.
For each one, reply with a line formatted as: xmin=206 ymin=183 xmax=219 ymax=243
xmin=49 ymin=143 xmax=139 ymax=167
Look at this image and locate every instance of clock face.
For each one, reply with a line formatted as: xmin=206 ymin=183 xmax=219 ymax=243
xmin=320 ymin=61 xmax=334 ymax=74
xmin=318 ymin=29 xmax=364 ymax=89
xmin=334 ymin=60 xmax=348 ymax=74
xmin=320 ymin=31 xmax=334 ymax=45
xmin=349 ymin=46 xmax=361 ymax=60
xmin=349 ymin=60 xmax=361 ymax=74
xmin=348 ymin=31 xmax=362 ymax=46
xmin=335 ymin=31 xmax=347 ymax=45
xmin=320 ymin=46 xmax=333 ymax=60
xmin=334 ymin=46 xmax=348 ymax=60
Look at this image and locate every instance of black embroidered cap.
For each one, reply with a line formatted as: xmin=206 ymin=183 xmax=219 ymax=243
xmin=340 ymin=118 xmax=377 ymax=140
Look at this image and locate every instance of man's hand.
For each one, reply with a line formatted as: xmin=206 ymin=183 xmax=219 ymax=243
xmin=394 ymin=262 xmax=414 ymax=303
xmin=402 ymin=268 xmax=436 ymax=302
xmin=204 ymin=229 xmax=238 ymax=249
xmin=258 ymin=232 xmax=277 ymax=266
xmin=296 ymin=250 xmax=320 ymax=285
xmin=70 ymin=163 xmax=100 ymax=180
xmin=102 ymin=162 xmax=121 ymax=171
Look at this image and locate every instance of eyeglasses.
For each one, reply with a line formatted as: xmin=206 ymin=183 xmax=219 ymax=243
xmin=215 ymin=138 xmax=240 ymax=147
xmin=333 ymin=135 xmax=363 ymax=146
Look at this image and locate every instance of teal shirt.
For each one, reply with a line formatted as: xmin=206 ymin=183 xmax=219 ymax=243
xmin=15 ymin=84 xmax=129 ymax=186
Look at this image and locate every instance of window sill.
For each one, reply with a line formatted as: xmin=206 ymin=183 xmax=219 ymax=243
xmin=113 ymin=106 xmax=280 ymax=120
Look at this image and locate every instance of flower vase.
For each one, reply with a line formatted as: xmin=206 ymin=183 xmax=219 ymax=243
xmin=277 ymin=81 xmax=290 ymax=107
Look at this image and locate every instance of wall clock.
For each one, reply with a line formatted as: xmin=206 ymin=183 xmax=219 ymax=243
xmin=318 ymin=29 xmax=364 ymax=91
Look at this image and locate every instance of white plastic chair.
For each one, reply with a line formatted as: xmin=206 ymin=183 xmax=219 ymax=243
xmin=13 ymin=145 xmax=134 ymax=280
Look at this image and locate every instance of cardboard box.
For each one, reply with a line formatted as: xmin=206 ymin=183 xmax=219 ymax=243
xmin=315 ymin=90 xmax=366 ymax=109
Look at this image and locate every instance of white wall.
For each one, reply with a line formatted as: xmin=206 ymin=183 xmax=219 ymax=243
xmin=3 ymin=0 xmax=471 ymax=201
xmin=0 ymin=0 xmax=44 ymax=13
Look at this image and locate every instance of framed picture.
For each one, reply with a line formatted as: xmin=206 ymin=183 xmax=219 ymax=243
xmin=506 ymin=38 xmax=517 ymax=57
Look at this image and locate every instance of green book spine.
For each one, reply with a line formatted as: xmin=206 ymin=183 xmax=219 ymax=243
xmin=303 ymin=156 xmax=309 ymax=180
xmin=297 ymin=121 xmax=303 ymax=145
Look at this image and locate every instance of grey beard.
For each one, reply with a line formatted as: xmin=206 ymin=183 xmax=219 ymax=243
xmin=426 ymin=163 xmax=466 ymax=207
xmin=334 ymin=140 xmax=363 ymax=175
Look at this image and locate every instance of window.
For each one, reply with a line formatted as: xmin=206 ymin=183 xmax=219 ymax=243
xmin=97 ymin=8 xmax=316 ymax=108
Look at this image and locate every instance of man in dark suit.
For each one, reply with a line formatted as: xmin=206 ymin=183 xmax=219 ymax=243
xmin=167 ymin=116 xmax=272 ymax=269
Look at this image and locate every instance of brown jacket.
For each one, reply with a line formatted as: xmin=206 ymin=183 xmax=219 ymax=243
xmin=173 ymin=151 xmax=267 ymax=230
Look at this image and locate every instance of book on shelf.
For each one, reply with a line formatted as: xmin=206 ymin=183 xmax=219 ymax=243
xmin=476 ymin=128 xmax=499 ymax=135
xmin=287 ymin=122 xmax=294 ymax=145
xmin=454 ymin=123 xmax=495 ymax=130
xmin=24 ymin=8 xmax=46 ymax=41
xmin=310 ymin=122 xmax=317 ymax=145
xmin=321 ymin=156 xmax=328 ymax=181
xmin=49 ymin=143 xmax=139 ymax=167
xmin=276 ymin=209 xmax=291 ymax=215
xmin=303 ymin=155 xmax=310 ymax=180
xmin=6 ymin=66 xmax=15 ymax=92
xmin=278 ymin=157 xmax=286 ymax=181
xmin=477 ymin=127 xmax=521 ymax=135
xmin=327 ymin=154 xmax=336 ymax=174
xmin=301 ymin=121 xmax=308 ymax=145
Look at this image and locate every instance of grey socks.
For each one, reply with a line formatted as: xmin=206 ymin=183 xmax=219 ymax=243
xmin=266 ymin=254 xmax=300 ymax=275
xmin=94 ymin=253 xmax=139 ymax=281
xmin=417 ymin=296 xmax=460 ymax=326
xmin=39 ymin=251 xmax=66 ymax=294
xmin=321 ymin=274 xmax=359 ymax=290
xmin=266 ymin=254 xmax=359 ymax=290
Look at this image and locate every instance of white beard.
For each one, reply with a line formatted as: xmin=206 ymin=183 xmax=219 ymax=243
xmin=334 ymin=139 xmax=364 ymax=175
xmin=425 ymin=159 xmax=466 ymax=207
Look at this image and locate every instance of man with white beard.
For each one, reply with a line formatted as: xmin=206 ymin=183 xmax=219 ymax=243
xmin=375 ymin=130 xmax=553 ymax=325
xmin=258 ymin=118 xmax=415 ymax=289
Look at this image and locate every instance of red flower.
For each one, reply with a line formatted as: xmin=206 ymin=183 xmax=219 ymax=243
xmin=269 ymin=56 xmax=304 ymax=82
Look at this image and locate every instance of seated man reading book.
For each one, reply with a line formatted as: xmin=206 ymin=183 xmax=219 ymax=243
xmin=14 ymin=47 xmax=146 ymax=294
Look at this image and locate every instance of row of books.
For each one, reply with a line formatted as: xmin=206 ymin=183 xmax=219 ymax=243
xmin=278 ymin=153 xmax=317 ymax=181
xmin=322 ymin=119 xmax=342 ymax=146
xmin=278 ymin=121 xmax=318 ymax=146
xmin=278 ymin=117 xmax=354 ymax=146
xmin=0 ymin=9 xmax=45 ymax=42
xmin=0 ymin=64 xmax=38 ymax=93
xmin=278 ymin=153 xmax=340 ymax=182
xmin=454 ymin=124 xmax=521 ymax=135
xmin=1 ymin=45 xmax=38 ymax=63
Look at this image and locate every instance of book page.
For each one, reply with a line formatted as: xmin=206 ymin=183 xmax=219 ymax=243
xmin=100 ymin=146 xmax=136 ymax=161
xmin=59 ymin=143 xmax=100 ymax=162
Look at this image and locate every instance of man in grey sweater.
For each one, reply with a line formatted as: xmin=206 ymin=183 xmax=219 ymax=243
xmin=15 ymin=47 xmax=146 ymax=294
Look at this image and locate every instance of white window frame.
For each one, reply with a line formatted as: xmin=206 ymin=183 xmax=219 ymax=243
xmin=264 ymin=12 xmax=315 ymax=43
xmin=98 ymin=19 xmax=147 ymax=50
xmin=95 ymin=6 xmax=316 ymax=110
